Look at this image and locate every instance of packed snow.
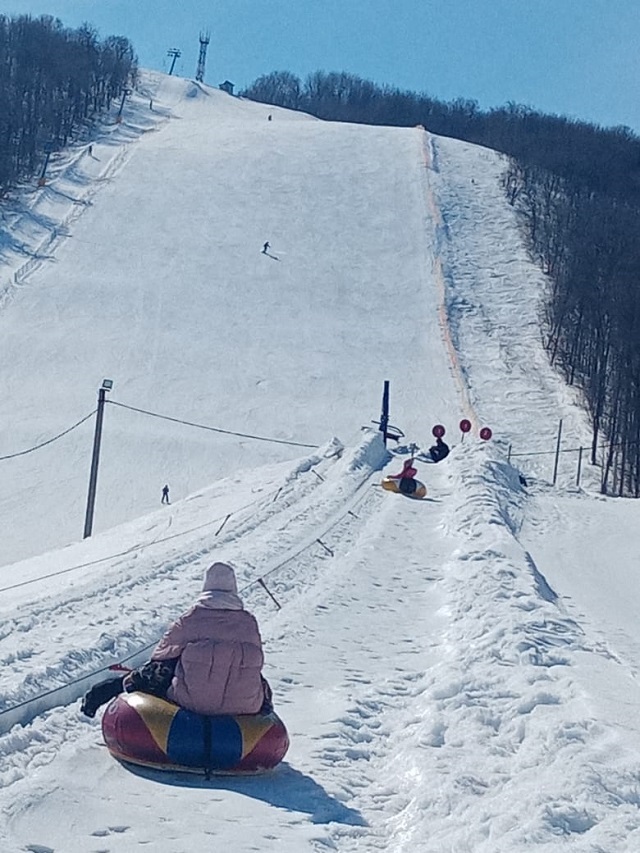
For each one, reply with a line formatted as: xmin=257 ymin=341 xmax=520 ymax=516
xmin=0 ymin=71 xmax=638 ymax=852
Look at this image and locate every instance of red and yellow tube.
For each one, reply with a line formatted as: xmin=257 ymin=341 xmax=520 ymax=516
xmin=102 ymin=692 xmax=289 ymax=775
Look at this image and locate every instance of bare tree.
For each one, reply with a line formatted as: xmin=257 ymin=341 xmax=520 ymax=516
xmin=0 ymin=14 xmax=137 ymax=194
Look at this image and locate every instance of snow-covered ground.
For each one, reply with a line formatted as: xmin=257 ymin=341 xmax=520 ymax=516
xmin=0 ymin=71 xmax=638 ymax=852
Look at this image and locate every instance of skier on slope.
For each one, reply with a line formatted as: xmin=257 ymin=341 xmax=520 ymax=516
xmin=81 ymin=562 xmax=273 ymax=718
xmin=388 ymin=457 xmax=419 ymax=495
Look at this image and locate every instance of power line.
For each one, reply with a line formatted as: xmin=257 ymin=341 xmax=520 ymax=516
xmin=108 ymin=399 xmax=319 ymax=448
xmin=119 ymin=478 xmax=376 ymax=661
xmin=0 ymin=468 xmax=376 ymax=723
xmin=0 ymin=492 xmax=269 ymax=594
xmin=0 ymin=410 xmax=96 ymax=461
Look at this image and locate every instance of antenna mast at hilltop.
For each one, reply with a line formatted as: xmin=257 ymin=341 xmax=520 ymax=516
xmin=196 ymin=30 xmax=210 ymax=82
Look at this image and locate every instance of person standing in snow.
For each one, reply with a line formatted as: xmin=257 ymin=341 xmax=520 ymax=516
xmin=388 ymin=457 xmax=419 ymax=495
xmin=161 ymin=484 xmax=170 ymax=504
xmin=80 ymin=562 xmax=272 ymax=718
xmin=262 ymin=241 xmax=270 ymax=254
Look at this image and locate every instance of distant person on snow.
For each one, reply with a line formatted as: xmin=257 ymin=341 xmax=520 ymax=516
xmin=81 ymin=562 xmax=273 ymax=718
xmin=389 ymin=457 xmax=418 ymax=495
xmin=429 ymin=437 xmax=450 ymax=463
xmin=161 ymin=484 xmax=170 ymax=504
xmin=262 ymin=241 xmax=270 ymax=254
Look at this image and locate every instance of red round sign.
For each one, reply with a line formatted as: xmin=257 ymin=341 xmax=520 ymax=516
xmin=432 ymin=424 xmax=446 ymax=438
xmin=479 ymin=427 xmax=492 ymax=441
xmin=459 ymin=419 xmax=472 ymax=433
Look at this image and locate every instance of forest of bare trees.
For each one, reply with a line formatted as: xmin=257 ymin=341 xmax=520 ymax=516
xmin=0 ymin=14 xmax=137 ymax=193
xmin=243 ymin=71 xmax=640 ymax=497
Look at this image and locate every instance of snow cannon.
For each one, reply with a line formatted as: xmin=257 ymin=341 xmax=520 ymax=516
xmin=102 ymin=692 xmax=289 ymax=775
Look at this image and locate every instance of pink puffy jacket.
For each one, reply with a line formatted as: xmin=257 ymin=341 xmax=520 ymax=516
xmin=151 ymin=562 xmax=265 ymax=716
xmin=390 ymin=458 xmax=417 ymax=480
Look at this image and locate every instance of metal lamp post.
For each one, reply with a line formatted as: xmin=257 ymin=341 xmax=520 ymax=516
xmin=83 ymin=379 xmax=113 ymax=538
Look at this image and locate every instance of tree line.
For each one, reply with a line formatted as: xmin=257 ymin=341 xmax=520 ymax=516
xmin=243 ymin=71 xmax=640 ymax=497
xmin=0 ymin=14 xmax=137 ymax=193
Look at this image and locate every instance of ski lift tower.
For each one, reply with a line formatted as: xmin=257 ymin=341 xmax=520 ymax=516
xmin=167 ymin=47 xmax=181 ymax=75
xmin=196 ymin=30 xmax=210 ymax=82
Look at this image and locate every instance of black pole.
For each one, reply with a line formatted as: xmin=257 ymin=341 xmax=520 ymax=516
xmin=552 ymin=418 xmax=563 ymax=486
xmin=167 ymin=49 xmax=181 ymax=75
xmin=576 ymin=446 xmax=583 ymax=488
xmin=39 ymin=151 xmax=51 ymax=180
xmin=38 ymin=150 xmax=51 ymax=186
xmin=380 ymin=380 xmax=390 ymax=446
xmin=84 ymin=387 xmax=108 ymax=538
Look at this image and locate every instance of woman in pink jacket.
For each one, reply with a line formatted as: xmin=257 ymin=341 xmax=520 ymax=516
xmin=388 ymin=457 xmax=419 ymax=495
xmin=389 ymin=458 xmax=418 ymax=481
xmin=151 ymin=561 xmax=267 ymax=715
xmin=81 ymin=562 xmax=271 ymax=718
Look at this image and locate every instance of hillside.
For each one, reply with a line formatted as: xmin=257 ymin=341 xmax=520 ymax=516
xmin=0 ymin=71 xmax=639 ymax=852
xmin=2 ymin=73 xmax=458 ymax=566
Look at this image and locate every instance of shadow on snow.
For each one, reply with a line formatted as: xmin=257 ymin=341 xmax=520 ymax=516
xmin=120 ymin=760 xmax=368 ymax=826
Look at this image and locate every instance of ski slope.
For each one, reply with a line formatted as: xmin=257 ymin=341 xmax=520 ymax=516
xmin=0 ymin=73 xmax=457 ymax=567
xmin=0 ymin=71 xmax=639 ymax=852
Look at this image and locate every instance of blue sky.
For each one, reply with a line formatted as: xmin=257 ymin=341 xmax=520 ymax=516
xmin=6 ymin=0 xmax=640 ymax=131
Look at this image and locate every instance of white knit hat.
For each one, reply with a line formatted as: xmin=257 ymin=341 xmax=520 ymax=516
xmin=202 ymin=562 xmax=238 ymax=593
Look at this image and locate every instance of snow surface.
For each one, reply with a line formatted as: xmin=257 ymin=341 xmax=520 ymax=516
xmin=0 ymin=72 xmax=639 ymax=852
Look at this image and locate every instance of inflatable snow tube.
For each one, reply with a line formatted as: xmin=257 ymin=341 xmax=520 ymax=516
xmin=381 ymin=476 xmax=427 ymax=499
xmin=102 ymin=692 xmax=289 ymax=775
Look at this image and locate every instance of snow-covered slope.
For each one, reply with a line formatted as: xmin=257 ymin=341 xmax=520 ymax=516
xmin=0 ymin=73 xmax=458 ymax=567
xmin=0 ymin=71 xmax=639 ymax=852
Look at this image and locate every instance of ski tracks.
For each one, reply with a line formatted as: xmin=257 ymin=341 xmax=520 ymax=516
xmin=0 ymin=434 xmax=388 ymax=783
xmin=266 ymin=460 xmax=455 ymax=851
